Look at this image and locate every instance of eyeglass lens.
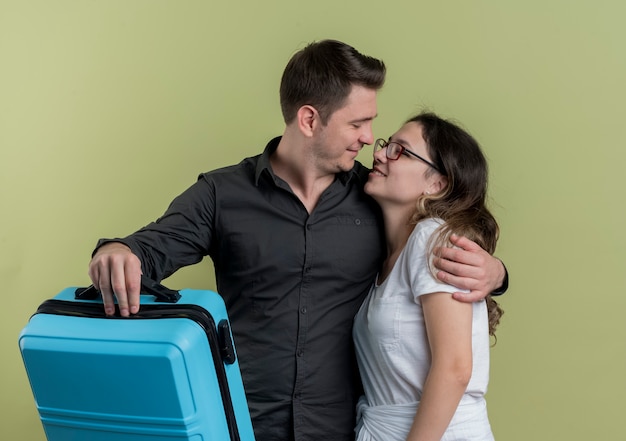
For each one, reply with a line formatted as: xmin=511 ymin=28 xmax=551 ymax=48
xmin=376 ymin=139 xmax=399 ymax=159
xmin=386 ymin=143 xmax=402 ymax=159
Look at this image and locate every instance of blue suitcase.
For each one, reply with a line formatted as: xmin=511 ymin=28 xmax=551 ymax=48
xmin=18 ymin=277 xmax=256 ymax=441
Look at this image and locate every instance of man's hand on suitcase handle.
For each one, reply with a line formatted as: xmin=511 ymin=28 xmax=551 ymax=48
xmin=88 ymin=242 xmax=142 ymax=317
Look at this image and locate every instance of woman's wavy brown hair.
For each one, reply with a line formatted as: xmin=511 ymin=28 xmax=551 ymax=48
xmin=408 ymin=112 xmax=503 ymax=338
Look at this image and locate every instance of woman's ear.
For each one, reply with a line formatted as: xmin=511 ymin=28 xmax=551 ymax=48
xmin=428 ymin=174 xmax=448 ymax=195
xmin=296 ymin=105 xmax=318 ymax=137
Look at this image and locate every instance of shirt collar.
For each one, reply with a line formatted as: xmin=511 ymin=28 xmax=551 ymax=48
xmin=254 ymin=137 xmax=280 ymax=186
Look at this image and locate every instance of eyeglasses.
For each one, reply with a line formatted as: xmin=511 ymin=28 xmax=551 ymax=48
xmin=374 ymin=138 xmax=443 ymax=173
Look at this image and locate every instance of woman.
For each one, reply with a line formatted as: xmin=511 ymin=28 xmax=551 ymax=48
xmin=353 ymin=112 xmax=503 ymax=440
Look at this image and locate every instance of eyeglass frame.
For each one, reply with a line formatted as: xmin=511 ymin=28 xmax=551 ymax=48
xmin=374 ymin=138 xmax=443 ymax=174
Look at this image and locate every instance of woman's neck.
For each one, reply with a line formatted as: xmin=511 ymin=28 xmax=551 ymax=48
xmin=377 ymin=205 xmax=416 ymax=283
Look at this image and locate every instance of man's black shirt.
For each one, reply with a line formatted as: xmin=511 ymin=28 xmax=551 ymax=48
xmin=98 ymin=137 xmax=385 ymax=441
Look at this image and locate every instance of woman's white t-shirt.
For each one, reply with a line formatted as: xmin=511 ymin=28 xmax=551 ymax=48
xmin=353 ymin=218 xmax=493 ymax=440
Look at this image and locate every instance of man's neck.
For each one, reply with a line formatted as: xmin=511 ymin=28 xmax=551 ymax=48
xmin=270 ymin=134 xmax=335 ymax=214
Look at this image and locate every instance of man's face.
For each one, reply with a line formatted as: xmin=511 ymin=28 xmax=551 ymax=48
xmin=312 ymin=85 xmax=378 ymax=174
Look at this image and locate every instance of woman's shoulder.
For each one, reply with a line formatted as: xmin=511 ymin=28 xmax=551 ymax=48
xmin=411 ymin=217 xmax=445 ymax=240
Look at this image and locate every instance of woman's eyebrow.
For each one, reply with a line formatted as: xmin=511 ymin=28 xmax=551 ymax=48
xmin=389 ymin=136 xmax=411 ymax=147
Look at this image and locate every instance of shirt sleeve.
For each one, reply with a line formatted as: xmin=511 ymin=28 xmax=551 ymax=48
xmin=93 ymin=174 xmax=216 ymax=282
xmin=405 ymin=219 xmax=469 ymax=303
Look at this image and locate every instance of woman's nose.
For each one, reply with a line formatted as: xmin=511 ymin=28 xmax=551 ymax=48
xmin=373 ymin=146 xmax=387 ymax=162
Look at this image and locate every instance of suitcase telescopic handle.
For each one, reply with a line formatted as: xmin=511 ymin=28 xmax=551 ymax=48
xmin=74 ymin=275 xmax=181 ymax=303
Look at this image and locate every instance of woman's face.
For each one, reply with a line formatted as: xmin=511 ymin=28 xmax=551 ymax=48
xmin=365 ymin=122 xmax=445 ymax=208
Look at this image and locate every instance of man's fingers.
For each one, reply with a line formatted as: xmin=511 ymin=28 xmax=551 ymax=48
xmin=88 ymin=244 xmax=142 ymax=317
xmin=124 ymin=258 xmax=142 ymax=315
xmin=434 ymin=246 xmax=483 ymax=269
xmin=436 ymin=268 xmax=480 ymax=291
xmin=452 ymin=290 xmax=490 ymax=303
xmin=434 ymin=255 xmax=483 ymax=281
xmin=110 ymin=258 xmax=130 ymax=317
xmin=433 ymin=234 xmax=504 ymax=303
xmin=448 ymin=234 xmax=482 ymax=252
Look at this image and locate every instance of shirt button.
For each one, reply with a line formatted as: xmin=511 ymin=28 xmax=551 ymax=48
xmin=301 ymin=307 xmax=307 ymax=314
xmin=297 ymin=350 xmax=304 ymax=357
xmin=355 ymin=218 xmax=361 ymax=225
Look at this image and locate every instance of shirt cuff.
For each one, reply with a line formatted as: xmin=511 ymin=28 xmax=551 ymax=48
xmin=490 ymin=261 xmax=509 ymax=296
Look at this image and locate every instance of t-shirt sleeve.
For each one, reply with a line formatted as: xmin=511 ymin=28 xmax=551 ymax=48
xmin=405 ymin=219 xmax=469 ymax=303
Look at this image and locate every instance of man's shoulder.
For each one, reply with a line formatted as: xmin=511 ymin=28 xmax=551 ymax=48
xmin=198 ymin=137 xmax=278 ymax=184
xmin=197 ymin=154 xmax=260 ymax=182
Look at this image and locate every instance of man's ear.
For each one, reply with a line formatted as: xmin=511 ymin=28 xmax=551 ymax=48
xmin=297 ymin=105 xmax=318 ymax=137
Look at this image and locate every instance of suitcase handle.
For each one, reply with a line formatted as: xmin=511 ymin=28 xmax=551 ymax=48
xmin=74 ymin=275 xmax=181 ymax=303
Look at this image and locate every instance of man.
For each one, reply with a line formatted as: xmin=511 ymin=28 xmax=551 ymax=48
xmin=89 ymin=40 xmax=507 ymax=441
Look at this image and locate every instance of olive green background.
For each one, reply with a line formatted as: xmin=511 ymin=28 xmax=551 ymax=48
xmin=2 ymin=1 xmax=624 ymax=439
